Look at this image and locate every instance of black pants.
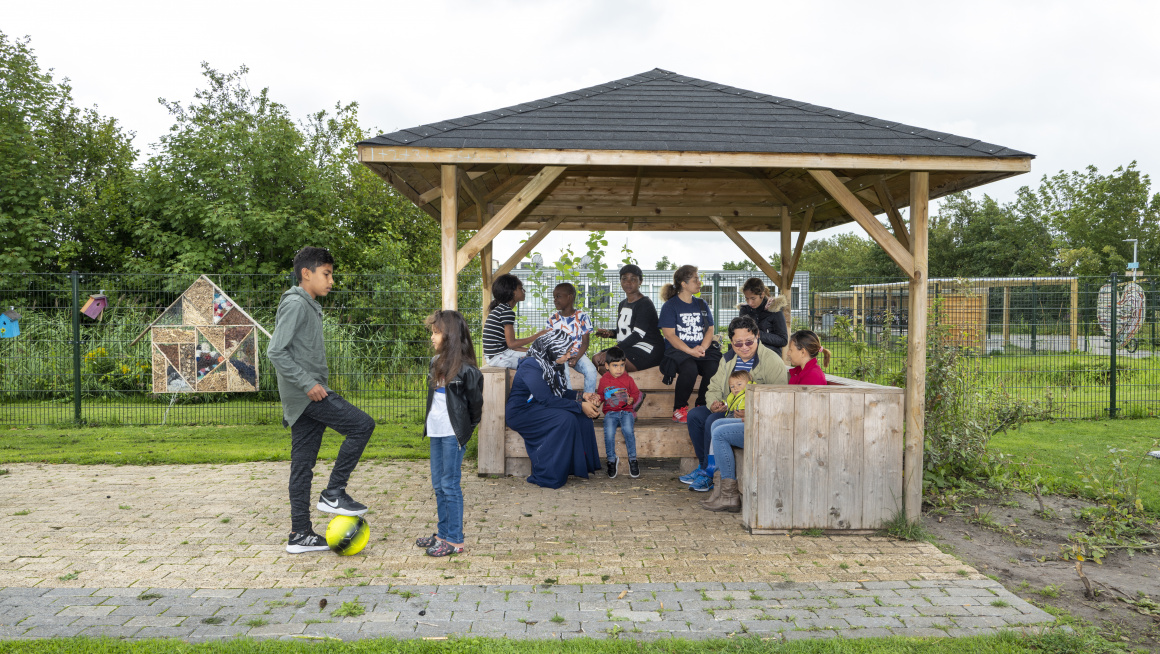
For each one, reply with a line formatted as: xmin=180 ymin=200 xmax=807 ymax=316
xmin=671 ymin=355 xmax=720 ymax=410
xmin=289 ymin=392 xmax=375 ymax=532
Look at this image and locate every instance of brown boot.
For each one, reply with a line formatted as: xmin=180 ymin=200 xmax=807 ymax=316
xmin=703 ymin=478 xmax=741 ymax=513
xmin=700 ymin=471 xmax=722 ymax=508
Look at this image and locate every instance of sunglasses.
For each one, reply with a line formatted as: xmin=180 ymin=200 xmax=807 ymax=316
xmin=732 ymin=339 xmax=756 ymax=349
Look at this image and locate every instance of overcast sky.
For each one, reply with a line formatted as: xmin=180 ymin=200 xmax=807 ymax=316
xmin=7 ymin=1 xmax=1158 ymax=270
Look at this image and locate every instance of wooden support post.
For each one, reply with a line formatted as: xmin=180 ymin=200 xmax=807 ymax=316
xmin=708 ymin=215 xmax=783 ymax=289
xmin=780 ymin=206 xmax=793 ymax=330
xmin=873 ymin=179 xmax=910 ymax=252
xmin=1002 ymin=287 xmax=1011 ymax=347
xmin=494 ymin=216 xmax=567 ymax=277
xmin=441 ymin=165 xmax=459 ymax=310
xmin=903 ymin=172 xmax=929 ymax=521
xmin=1070 ymin=278 xmax=1079 ymax=351
xmin=479 ymin=206 xmax=493 ymax=330
xmin=808 ymin=170 xmax=915 ymax=276
xmin=456 ymin=166 xmax=567 ymax=272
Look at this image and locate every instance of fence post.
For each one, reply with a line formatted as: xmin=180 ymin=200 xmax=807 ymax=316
xmin=1082 ymin=279 xmax=1089 ymax=352
xmin=1151 ymin=277 xmax=1156 ymax=351
xmin=1030 ymin=281 xmax=1038 ymax=354
xmin=1109 ymin=272 xmax=1117 ymax=418
xmin=71 ymin=270 xmax=82 ymax=424
xmin=712 ymin=273 xmax=720 ymax=325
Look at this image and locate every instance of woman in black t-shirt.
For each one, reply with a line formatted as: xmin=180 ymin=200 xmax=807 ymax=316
xmin=593 ymin=265 xmax=664 ymax=373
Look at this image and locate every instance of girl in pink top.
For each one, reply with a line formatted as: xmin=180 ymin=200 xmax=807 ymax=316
xmin=787 ymin=330 xmax=830 ymax=385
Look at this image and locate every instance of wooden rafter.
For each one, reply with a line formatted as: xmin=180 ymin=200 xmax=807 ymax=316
xmin=359 ymin=146 xmax=1033 ymax=174
xmin=873 ymin=178 xmax=910 ymax=252
xmin=455 ymin=166 xmax=567 ymax=272
xmin=366 ymin=164 xmax=438 ymax=220
xmin=745 ymin=169 xmax=794 ymax=205
xmin=708 ymin=215 xmax=783 ymax=289
xmin=789 ymin=172 xmax=902 ymax=215
xmin=787 ymin=207 xmax=814 ymax=281
xmin=494 ymin=216 xmax=567 ymax=277
xmin=808 ymin=170 xmax=915 ymax=277
xmin=457 ymin=168 xmax=487 ymax=208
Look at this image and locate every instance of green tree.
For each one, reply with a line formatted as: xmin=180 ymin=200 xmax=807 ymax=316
xmin=0 ymin=32 xmax=138 ymax=273
xmin=654 ymin=255 xmax=675 ymax=270
xmin=721 ymin=259 xmax=757 ymax=271
xmin=926 ymin=192 xmax=1054 ymax=278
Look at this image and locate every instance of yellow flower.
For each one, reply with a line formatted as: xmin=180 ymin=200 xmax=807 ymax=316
xmin=121 ymin=365 xmax=130 ymax=374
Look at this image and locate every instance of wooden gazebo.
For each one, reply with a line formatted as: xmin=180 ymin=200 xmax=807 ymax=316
xmin=357 ymin=68 xmax=1032 ymax=518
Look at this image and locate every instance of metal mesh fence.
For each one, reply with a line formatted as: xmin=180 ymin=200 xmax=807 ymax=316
xmin=0 ymin=270 xmax=1155 ymax=425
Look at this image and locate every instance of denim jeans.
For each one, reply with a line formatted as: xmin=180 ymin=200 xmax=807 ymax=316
xmin=484 ymin=349 xmax=525 ymax=369
xmin=571 ymin=355 xmax=599 ymax=393
xmin=289 ymin=392 xmax=375 ymax=533
xmin=710 ymin=418 xmax=746 ymax=480
xmin=686 ymin=406 xmax=727 ymax=470
xmin=602 ymin=411 xmax=637 ymax=464
xmin=429 ymin=436 xmax=466 ymax=544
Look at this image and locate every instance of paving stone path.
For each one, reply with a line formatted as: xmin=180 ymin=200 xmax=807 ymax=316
xmin=0 ymin=460 xmax=1056 ymax=640
xmin=0 ymin=580 xmax=1054 ymax=641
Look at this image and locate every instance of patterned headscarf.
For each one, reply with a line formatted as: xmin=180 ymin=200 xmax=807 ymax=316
xmin=526 ymin=330 xmax=573 ymax=397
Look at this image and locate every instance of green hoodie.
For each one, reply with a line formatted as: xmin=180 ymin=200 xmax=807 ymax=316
xmin=705 ymin=342 xmax=787 ymax=406
xmin=266 ymin=286 xmax=330 ymax=427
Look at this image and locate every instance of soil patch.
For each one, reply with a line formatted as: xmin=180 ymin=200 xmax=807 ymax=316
xmin=926 ymin=489 xmax=1160 ymax=648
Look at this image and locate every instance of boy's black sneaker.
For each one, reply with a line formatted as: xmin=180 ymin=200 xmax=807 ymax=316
xmin=286 ymin=530 xmax=330 ymax=554
xmin=629 ymin=459 xmax=640 ymax=478
xmin=317 ymin=489 xmax=367 ymax=516
xmin=607 ymin=459 xmax=618 ymax=479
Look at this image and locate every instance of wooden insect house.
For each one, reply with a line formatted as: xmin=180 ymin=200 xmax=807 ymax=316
xmin=81 ymin=292 xmax=108 ymax=320
xmin=131 ymin=276 xmax=271 ymax=393
xmin=0 ymin=308 xmax=20 ymax=339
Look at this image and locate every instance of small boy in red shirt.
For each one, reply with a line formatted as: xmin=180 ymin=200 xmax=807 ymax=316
xmin=596 ymin=347 xmax=643 ymax=478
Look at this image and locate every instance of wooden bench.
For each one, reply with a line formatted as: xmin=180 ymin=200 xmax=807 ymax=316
xmin=477 ymin=366 xmax=703 ymax=477
xmin=742 ymin=377 xmax=904 ymax=534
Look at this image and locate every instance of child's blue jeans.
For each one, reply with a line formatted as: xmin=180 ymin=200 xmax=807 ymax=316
xmin=709 ymin=418 xmax=745 ymax=480
xmin=602 ymin=411 xmax=637 ymax=465
xmin=429 ymin=436 xmax=466 ymax=544
xmin=571 ymin=355 xmax=599 ymax=393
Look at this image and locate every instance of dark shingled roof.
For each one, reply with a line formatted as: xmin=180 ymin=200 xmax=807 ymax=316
xmin=360 ymin=69 xmax=1031 ymax=159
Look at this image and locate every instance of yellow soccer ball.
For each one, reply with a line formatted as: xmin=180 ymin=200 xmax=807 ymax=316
xmin=325 ymin=515 xmax=370 ymax=556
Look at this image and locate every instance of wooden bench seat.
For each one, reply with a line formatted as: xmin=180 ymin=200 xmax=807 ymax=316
xmin=478 ymin=366 xmax=702 ymax=476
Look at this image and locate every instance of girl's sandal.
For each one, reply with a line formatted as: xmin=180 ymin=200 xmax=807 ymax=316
xmin=415 ymin=533 xmax=439 ymax=548
xmin=425 ymin=541 xmax=464 ymax=557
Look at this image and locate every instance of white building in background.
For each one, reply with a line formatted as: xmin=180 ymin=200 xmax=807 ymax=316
xmin=509 ymin=266 xmax=810 ymax=330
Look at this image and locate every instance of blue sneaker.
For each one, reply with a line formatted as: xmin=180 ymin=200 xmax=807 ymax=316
xmin=689 ymin=471 xmax=713 ymax=492
xmin=679 ymin=467 xmax=704 ymax=485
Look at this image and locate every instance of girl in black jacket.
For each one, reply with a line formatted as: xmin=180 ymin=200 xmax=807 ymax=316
xmin=738 ymin=277 xmax=789 ymax=356
xmin=419 ymin=310 xmax=483 ymax=557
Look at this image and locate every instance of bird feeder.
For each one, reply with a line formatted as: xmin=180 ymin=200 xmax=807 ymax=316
xmin=0 ymin=308 xmax=20 ymax=339
xmin=81 ymin=291 xmax=108 ymax=320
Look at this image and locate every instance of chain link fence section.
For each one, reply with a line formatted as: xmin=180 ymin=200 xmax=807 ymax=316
xmin=0 ymin=270 xmax=1155 ymax=425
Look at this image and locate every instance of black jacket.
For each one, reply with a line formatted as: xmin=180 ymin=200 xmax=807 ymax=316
xmin=423 ymin=364 xmax=484 ymax=448
xmin=738 ymin=295 xmax=789 ymax=356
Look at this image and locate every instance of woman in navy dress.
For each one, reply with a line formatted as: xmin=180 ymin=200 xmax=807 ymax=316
xmin=505 ymin=331 xmax=603 ymax=489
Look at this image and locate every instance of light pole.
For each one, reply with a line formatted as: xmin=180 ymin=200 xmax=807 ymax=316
xmin=1124 ymin=238 xmax=1139 ymax=283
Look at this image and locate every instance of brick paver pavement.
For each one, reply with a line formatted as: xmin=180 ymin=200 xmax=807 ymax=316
xmin=0 ymin=460 xmax=1056 ymax=640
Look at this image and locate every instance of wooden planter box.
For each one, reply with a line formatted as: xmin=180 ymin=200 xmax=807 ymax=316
xmin=741 ymin=376 xmax=904 ymax=534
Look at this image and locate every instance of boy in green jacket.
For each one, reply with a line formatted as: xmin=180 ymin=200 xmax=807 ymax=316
xmin=267 ymin=247 xmax=375 ymax=553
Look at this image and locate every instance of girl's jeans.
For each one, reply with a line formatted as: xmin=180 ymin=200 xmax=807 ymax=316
xmin=429 ymin=436 xmax=466 ymax=543
xmin=709 ymin=418 xmax=745 ymax=480
xmin=602 ymin=411 xmax=637 ymax=464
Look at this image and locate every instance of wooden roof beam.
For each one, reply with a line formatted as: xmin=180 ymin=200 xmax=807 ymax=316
xmin=787 ymin=207 xmax=815 ymax=282
xmin=708 ymin=215 xmax=783 ymax=289
xmin=808 ymin=170 xmax=915 ymax=277
xmin=873 ymin=178 xmax=910 ymax=251
xmin=455 ymin=166 xmax=567 ymax=272
xmin=741 ymin=169 xmax=794 ymax=205
xmin=493 ymin=216 xmax=567 ymax=277
xmin=416 ymin=169 xmax=491 ymax=205
xmin=789 ymin=172 xmax=902 ymax=215
xmin=359 ymin=145 xmax=1034 ymax=173
xmin=366 ymin=164 xmax=439 ymax=220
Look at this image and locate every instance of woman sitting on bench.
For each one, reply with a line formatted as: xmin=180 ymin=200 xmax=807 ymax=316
xmin=703 ymin=329 xmax=828 ymax=512
xmin=505 ymin=331 xmax=603 ymax=489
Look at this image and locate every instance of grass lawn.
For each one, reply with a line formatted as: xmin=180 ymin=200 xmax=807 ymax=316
xmin=0 ymin=422 xmax=429 ymax=466
xmin=0 ymin=632 xmax=1122 ymax=654
xmin=990 ymin=418 xmax=1160 ymax=511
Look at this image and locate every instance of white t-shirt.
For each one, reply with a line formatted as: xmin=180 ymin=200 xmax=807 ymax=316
xmin=426 ymin=388 xmax=455 ymax=438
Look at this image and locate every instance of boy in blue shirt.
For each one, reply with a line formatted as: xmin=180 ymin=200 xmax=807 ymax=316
xmin=267 ymin=247 xmax=375 ymax=553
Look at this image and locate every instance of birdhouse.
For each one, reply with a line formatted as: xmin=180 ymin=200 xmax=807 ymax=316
xmin=0 ymin=308 xmax=20 ymax=339
xmin=81 ymin=292 xmax=108 ymax=320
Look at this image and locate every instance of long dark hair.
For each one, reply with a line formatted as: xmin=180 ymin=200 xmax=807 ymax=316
xmin=660 ymin=265 xmax=698 ymax=302
xmin=742 ymin=277 xmax=768 ymax=299
xmin=489 ymin=274 xmax=522 ymax=311
xmin=426 ymin=310 xmax=477 ymax=385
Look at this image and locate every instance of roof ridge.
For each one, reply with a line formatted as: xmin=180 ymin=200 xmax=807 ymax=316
xmin=659 ymin=72 xmax=1001 ymax=155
